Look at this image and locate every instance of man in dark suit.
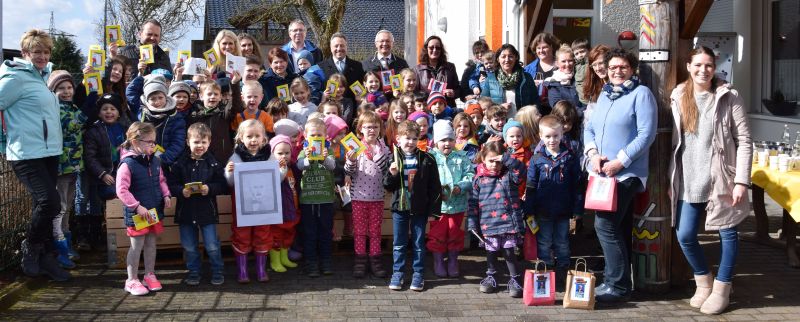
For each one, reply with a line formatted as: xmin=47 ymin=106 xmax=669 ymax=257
xmin=316 ymin=33 xmax=365 ymax=101
xmin=361 ymin=30 xmax=409 ymax=74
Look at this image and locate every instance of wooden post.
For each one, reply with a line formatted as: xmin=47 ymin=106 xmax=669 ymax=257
xmin=633 ymin=0 xmax=678 ymax=293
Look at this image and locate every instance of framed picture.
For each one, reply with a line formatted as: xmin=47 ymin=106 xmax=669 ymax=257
xmin=88 ymin=49 xmax=106 ymax=71
xmin=225 ymin=54 xmax=246 ymax=76
xmin=233 ymin=161 xmax=284 ymax=227
xmin=305 ymin=136 xmax=326 ymax=161
xmin=105 ymin=25 xmax=124 ymax=46
xmin=203 ymin=48 xmax=219 ymax=67
xmin=184 ymin=182 xmax=203 ymax=195
xmin=182 ymin=58 xmax=207 ymax=76
xmin=89 ymin=44 xmax=102 ymax=51
xmin=133 ymin=208 xmax=160 ymax=230
xmin=276 ymin=84 xmax=290 ymax=102
xmin=139 ymin=44 xmax=155 ymax=64
xmin=380 ymin=69 xmax=394 ymax=90
xmin=177 ymin=50 xmax=191 ymax=64
xmin=83 ymin=72 xmax=103 ymax=95
xmin=390 ymin=74 xmax=404 ymax=92
xmin=340 ymin=132 xmax=365 ymax=158
xmin=326 ymin=79 xmax=339 ymax=94
xmin=427 ymin=79 xmax=447 ymax=93
xmin=349 ymin=80 xmax=366 ymax=97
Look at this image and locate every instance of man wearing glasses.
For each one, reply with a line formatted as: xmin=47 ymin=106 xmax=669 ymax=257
xmin=361 ymin=30 xmax=409 ymax=74
xmin=281 ymin=19 xmax=324 ymax=74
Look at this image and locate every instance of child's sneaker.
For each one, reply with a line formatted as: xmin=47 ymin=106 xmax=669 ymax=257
xmin=410 ymin=272 xmax=424 ymax=292
xmin=142 ymin=273 xmax=162 ymax=291
xmin=211 ymin=272 xmax=224 ymax=285
xmin=124 ymin=279 xmax=150 ymax=296
xmin=184 ymin=271 xmax=201 ymax=286
xmin=479 ymin=273 xmax=497 ymax=293
xmin=306 ymin=262 xmax=321 ymax=278
xmin=508 ymin=275 xmax=523 ymax=298
xmin=389 ymin=272 xmax=404 ymax=290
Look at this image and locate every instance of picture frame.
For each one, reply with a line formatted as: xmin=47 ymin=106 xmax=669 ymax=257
xmin=139 ymin=44 xmax=155 ymax=64
xmin=349 ymin=80 xmax=366 ymax=97
xmin=326 ymin=79 xmax=339 ymax=95
xmin=390 ymin=74 xmax=404 ymax=92
xmin=305 ymin=136 xmax=326 ymax=161
xmin=177 ymin=50 xmax=191 ymax=64
xmin=133 ymin=208 xmax=160 ymax=230
xmin=88 ymin=49 xmax=106 ymax=71
xmin=340 ymin=132 xmax=366 ymax=157
xmin=203 ymin=48 xmax=219 ymax=67
xmin=225 ymin=54 xmax=246 ymax=76
xmin=182 ymin=58 xmax=207 ymax=76
xmin=89 ymin=44 xmax=102 ymax=51
xmin=83 ymin=72 xmax=103 ymax=95
xmin=105 ymin=25 xmax=124 ymax=46
xmin=427 ymin=79 xmax=447 ymax=93
xmin=380 ymin=69 xmax=394 ymax=90
xmin=184 ymin=182 xmax=203 ymax=195
xmin=276 ymin=84 xmax=290 ymax=102
xmin=233 ymin=161 xmax=284 ymax=227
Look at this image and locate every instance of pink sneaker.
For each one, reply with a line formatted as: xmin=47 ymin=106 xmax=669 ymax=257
xmin=124 ymin=279 xmax=149 ymax=296
xmin=142 ymin=273 xmax=163 ymax=291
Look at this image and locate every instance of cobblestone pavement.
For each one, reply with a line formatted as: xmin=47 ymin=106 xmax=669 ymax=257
xmin=3 ymin=199 xmax=800 ymax=321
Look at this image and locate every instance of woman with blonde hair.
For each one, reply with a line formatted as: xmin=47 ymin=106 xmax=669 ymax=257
xmin=212 ymin=30 xmax=241 ymax=76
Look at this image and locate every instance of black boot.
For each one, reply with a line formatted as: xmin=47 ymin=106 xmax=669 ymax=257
xmin=20 ymin=239 xmax=42 ymax=277
xmin=38 ymin=249 xmax=72 ymax=281
xmin=75 ymin=216 xmax=92 ymax=251
xmin=555 ymin=267 xmax=568 ymax=292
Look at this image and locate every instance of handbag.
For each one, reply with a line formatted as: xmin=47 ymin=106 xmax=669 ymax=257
xmin=523 ymin=260 xmax=556 ymax=306
xmin=563 ymin=258 xmax=596 ymax=310
xmin=584 ymin=175 xmax=617 ymax=212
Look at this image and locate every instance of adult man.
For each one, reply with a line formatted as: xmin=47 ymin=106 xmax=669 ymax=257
xmin=281 ymin=19 xmax=323 ymax=74
xmin=119 ymin=19 xmax=172 ymax=77
xmin=314 ymin=33 xmax=365 ymax=101
xmin=361 ymin=30 xmax=409 ymax=73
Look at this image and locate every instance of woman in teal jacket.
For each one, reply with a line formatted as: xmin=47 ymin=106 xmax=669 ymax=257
xmin=480 ymin=44 xmax=540 ymax=119
xmin=0 ymin=29 xmax=70 ymax=281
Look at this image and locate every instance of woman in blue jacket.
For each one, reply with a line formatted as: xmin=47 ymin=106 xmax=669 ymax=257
xmin=0 ymin=29 xmax=70 ymax=281
xmin=480 ymin=44 xmax=540 ymax=119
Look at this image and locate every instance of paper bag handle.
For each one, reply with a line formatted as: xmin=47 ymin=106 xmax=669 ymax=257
xmin=574 ymin=257 xmax=588 ymax=272
xmin=533 ymin=260 xmax=547 ymax=272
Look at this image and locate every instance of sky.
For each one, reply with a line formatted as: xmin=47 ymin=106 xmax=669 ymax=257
xmin=2 ymin=0 xmax=204 ymax=62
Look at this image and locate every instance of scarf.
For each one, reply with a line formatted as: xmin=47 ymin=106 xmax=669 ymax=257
xmin=602 ymin=75 xmax=640 ymax=101
xmin=141 ymin=106 xmax=173 ymax=121
xmin=497 ymin=68 xmax=522 ymax=90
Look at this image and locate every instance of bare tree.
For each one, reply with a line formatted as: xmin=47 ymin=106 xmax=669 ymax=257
xmin=95 ymin=0 xmax=203 ymax=48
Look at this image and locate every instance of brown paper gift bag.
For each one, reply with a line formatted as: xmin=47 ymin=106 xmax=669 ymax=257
xmin=563 ymin=258 xmax=596 ymax=310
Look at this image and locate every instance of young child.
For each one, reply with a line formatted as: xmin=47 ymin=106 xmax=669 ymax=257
xmin=571 ymin=38 xmax=590 ymax=105
xmin=408 ymin=111 xmax=432 ymax=152
xmin=244 ymin=55 xmax=263 ymax=82
xmin=464 ymin=102 xmax=485 ymax=139
xmin=116 ymin=122 xmax=173 ymax=296
xmin=130 ymin=74 xmax=186 ymax=167
xmin=366 ymin=91 xmax=389 ymax=121
xmin=188 ymin=77 xmax=243 ymax=161
xmin=477 ymin=96 xmax=494 ymax=116
xmin=362 ymin=71 xmax=383 ymax=102
xmin=397 ymin=92 xmax=415 ymax=115
xmin=468 ymin=51 xmax=495 ymax=96
xmin=344 ymin=111 xmax=391 ymax=278
xmin=427 ymin=120 xmax=474 ymax=278
xmin=169 ymin=81 xmax=193 ymax=119
xmin=453 ymin=112 xmax=480 ymax=161
xmin=550 ymin=100 xmax=583 ymax=154
xmin=515 ymin=105 xmax=543 ymax=149
xmin=427 ymin=92 xmax=455 ymax=123
xmin=393 ymin=68 xmax=419 ymax=97
xmin=385 ymin=100 xmax=408 ymax=147
xmin=288 ymin=77 xmax=317 ymax=127
xmin=524 ymin=115 xmax=583 ymax=288
xmin=319 ymin=100 xmax=342 ymax=120
xmin=225 ymin=120 xmax=272 ymax=283
xmin=467 ymin=141 xmax=525 ymax=298
xmin=231 ymin=81 xmax=275 ymax=135
xmin=297 ymin=118 xmax=337 ymax=277
xmin=274 ymin=118 xmax=302 ymax=162
xmin=168 ymin=123 xmax=228 ymax=286
xmin=322 ymin=73 xmax=355 ymax=125
xmin=265 ymin=97 xmax=291 ymax=123
xmin=48 ymin=70 xmax=87 ymax=268
xmin=267 ymin=135 xmax=301 ymax=273
xmin=503 ymin=120 xmax=532 ymax=198
xmin=478 ymin=105 xmax=507 ymax=145
xmin=324 ymin=114 xmax=353 ymax=242
xmin=384 ymin=120 xmax=442 ymax=292
xmin=412 ymin=93 xmax=427 ymax=113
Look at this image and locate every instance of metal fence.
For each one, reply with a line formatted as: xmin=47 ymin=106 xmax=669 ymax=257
xmin=0 ymin=155 xmax=31 ymax=272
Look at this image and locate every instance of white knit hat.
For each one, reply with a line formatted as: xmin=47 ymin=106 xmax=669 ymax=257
xmin=433 ymin=120 xmax=455 ymax=143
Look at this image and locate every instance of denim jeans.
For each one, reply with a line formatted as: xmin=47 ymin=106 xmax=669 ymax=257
xmin=392 ymin=211 xmax=428 ymax=274
xmin=179 ymin=223 xmax=224 ymax=274
xmin=675 ymin=200 xmax=739 ymax=282
xmin=594 ymin=177 xmax=641 ymax=294
xmin=11 ymin=156 xmax=61 ymax=246
xmin=536 ymin=217 xmax=571 ymax=269
xmin=300 ymin=203 xmax=334 ymax=264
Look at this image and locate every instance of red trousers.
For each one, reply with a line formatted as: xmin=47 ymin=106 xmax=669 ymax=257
xmin=351 ymin=200 xmax=384 ymax=256
xmin=426 ymin=212 xmax=465 ymax=253
xmin=272 ymin=212 xmax=300 ymax=249
xmin=230 ymin=192 xmax=272 ymax=255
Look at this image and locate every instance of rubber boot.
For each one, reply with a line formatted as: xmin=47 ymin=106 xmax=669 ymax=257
xmin=20 ymin=239 xmax=42 ymax=277
xmin=75 ymin=216 xmax=92 ymax=251
xmin=269 ymin=249 xmax=286 ymax=272
xmin=64 ymin=232 xmax=79 ymax=260
xmin=352 ymin=255 xmax=367 ymax=278
xmin=691 ymin=274 xmax=714 ymax=308
xmin=279 ymin=248 xmax=297 ymax=268
xmin=432 ymin=252 xmax=447 ymax=277
xmin=255 ymin=253 xmax=269 ymax=282
xmin=700 ymin=280 xmax=732 ymax=315
xmin=38 ymin=250 xmax=72 ymax=281
xmin=446 ymin=250 xmax=460 ymax=277
xmin=369 ymin=255 xmax=387 ymax=278
xmin=54 ymin=238 xmax=76 ymax=269
xmin=236 ymin=254 xmax=250 ymax=283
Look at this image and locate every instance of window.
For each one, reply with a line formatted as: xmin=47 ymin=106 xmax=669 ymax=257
xmin=769 ymin=0 xmax=800 ymax=103
xmin=551 ymin=0 xmax=595 ymax=44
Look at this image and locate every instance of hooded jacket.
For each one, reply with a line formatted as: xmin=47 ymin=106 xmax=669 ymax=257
xmin=467 ymin=154 xmax=525 ymax=237
xmin=83 ymin=120 xmax=126 ymax=185
xmin=167 ymin=149 xmax=228 ymax=226
xmin=188 ymin=84 xmax=243 ymax=161
xmin=430 ymin=148 xmax=474 ymax=214
xmin=480 ymin=68 xmax=540 ymax=117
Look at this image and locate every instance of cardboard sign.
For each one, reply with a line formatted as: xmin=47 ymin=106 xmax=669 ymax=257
xmin=233 ymin=161 xmax=284 ymax=227
xmin=225 ymin=54 xmax=246 ymax=76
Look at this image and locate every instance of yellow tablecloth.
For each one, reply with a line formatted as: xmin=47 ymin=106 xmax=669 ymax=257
xmin=751 ymin=165 xmax=800 ymax=222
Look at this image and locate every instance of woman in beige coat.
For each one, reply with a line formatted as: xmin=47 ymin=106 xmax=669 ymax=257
xmin=668 ymin=46 xmax=752 ymax=315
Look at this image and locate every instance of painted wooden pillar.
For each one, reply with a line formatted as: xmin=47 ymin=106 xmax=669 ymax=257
xmin=417 ymin=0 xmax=425 ymax=63
xmin=486 ymin=0 xmax=503 ymax=50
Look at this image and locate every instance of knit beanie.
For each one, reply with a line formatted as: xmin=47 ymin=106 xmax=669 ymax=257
xmin=324 ymin=114 xmax=348 ymax=141
xmin=408 ymin=110 xmax=430 ymax=122
xmin=366 ymin=91 xmax=387 ymax=106
xmin=141 ymin=74 xmax=176 ymax=114
xmin=432 ymin=120 xmax=455 ymax=143
xmin=47 ymin=70 xmax=74 ymax=92
xmin=296 ymin=50 xmax=314 ymax=66
xmin=502 ymin=120 xmax=523 ymax=140
xmin=464 ymin=102 xmax=483 ymax=116
xmin=215 ymin=76 xmax=231 ymax=93
xmin=95 ymin=93 xmax=122 ymax=111
xmin=151 ymin=68 xmax=173 ymax=81
xmin=426 ymin=92 xmax=446 ymax=110
xmin=168 ymin=81 xmax=192 ymax=97
xmin=269 ymin=135 xmax=292 ymax=154
xmin=274 ymin=118 xmax=301 ymax=138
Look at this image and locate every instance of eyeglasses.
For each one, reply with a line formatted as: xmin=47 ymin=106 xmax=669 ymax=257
xmin=608 ymin=65 xmax=631 ymax=72
xmin=591 ymin=62 xmax=606 ymax=69
xmin=138 ymin=139 xmax=156 ymax=146
xmin=427 ymin=46 xmax=443 ymax=51
xmin=290 ymin=28 xmax=306 ymax=33
xmin=362 ymin=125 xmax=379 ymax=131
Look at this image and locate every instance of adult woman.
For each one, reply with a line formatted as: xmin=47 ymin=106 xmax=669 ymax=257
xmin=581 ymin=44 xmax=611 ymax=127
xmin=259 ymin=47 xmax=297 ymax=104
xmin=414 ymin=35 xmax=460 ymax=107
xmin=238 ymin=33 xmax=263 ymax=61
xmin=0 ymin=29 xmax=70 ymax=281
xmin=211 ymin=30 xmax=241 ymax=76
xmin=668 ymin=46 xmax=751 ymax=315
xmin=523 ymin=32 xmax=560 ymax=114
xmin=543 ymin=45 xmax=583 ymax=111
xmin=583 ymin=48 xmax=656 ymax=302
xmin=480 ymin=44 xmax=539 ymax=118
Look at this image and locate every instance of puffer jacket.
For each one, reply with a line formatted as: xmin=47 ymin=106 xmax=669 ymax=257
xmin=430 ymin=148 xmax=474 ymax=214
xmin=480 ymin=68 xmax=540 ymax=117
xmin=524 ymin=143 xmax=583 ymax=220
xmin=83 ymin=120 xmax=126 ymax=184
xmin=187 ymin=84 xmax=243 ymax=161
xmin=167 ymin=149 xmax=228 ymax=226
xmin=258 ymin=68 xmax=297 ymax=107
xmin=668 ymin=82 xmax=752 ymax=231
xmin=467 ymin=154 xmax=525 ymax=237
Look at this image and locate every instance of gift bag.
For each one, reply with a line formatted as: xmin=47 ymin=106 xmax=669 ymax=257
xmin=523 ymin=261 xmax=555 ymax=306
xmin=584 ymin=175 xmax=617 ymax=212
xmin=563 ymin=258 xmax=596 ymax=310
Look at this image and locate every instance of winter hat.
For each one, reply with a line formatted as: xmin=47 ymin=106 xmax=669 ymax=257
xmin=426 ymin=92 xmax=446 ymax=110
xmin=151 ymin=68 xmax=173 ymax=81
xmin=274 ymin=118 xmax=301 ymax=138
xmin=168 ymin=81 xmax=192 ymax=97
xmin=502 ymin=120 xmax=523 ymax=140
xmin=215 ymin=76 xmax=231 ymax=93
xmin=324 ymin=114 xmax=348 ymax=141
xmin=408 ymin=110 xmax=430 ymax=122
xmin=269 ymin=135 xmax=292 ymax=154
xmin=141 ymin=74 xmax=176 ymax=113
xmin=96 ymin=93 xmax=122 ymax=111
xmin=47 ymin=70 xmax=74 ymax=91
xmin=464 ymin=102 xmax=483 ymax=116
xmin=366 ymin=91 xmax=387 ymax=106
xmin=185 ymin=80 xmax=199 ymax=93
xmin=432 ymin=120 xmax=455 ymax=143
xmin=296 ymin=50 xmax=314 ymax=66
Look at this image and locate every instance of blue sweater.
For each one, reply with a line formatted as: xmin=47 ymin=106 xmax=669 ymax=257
xmin=583 ymin=85 xmax=657 ymax=182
